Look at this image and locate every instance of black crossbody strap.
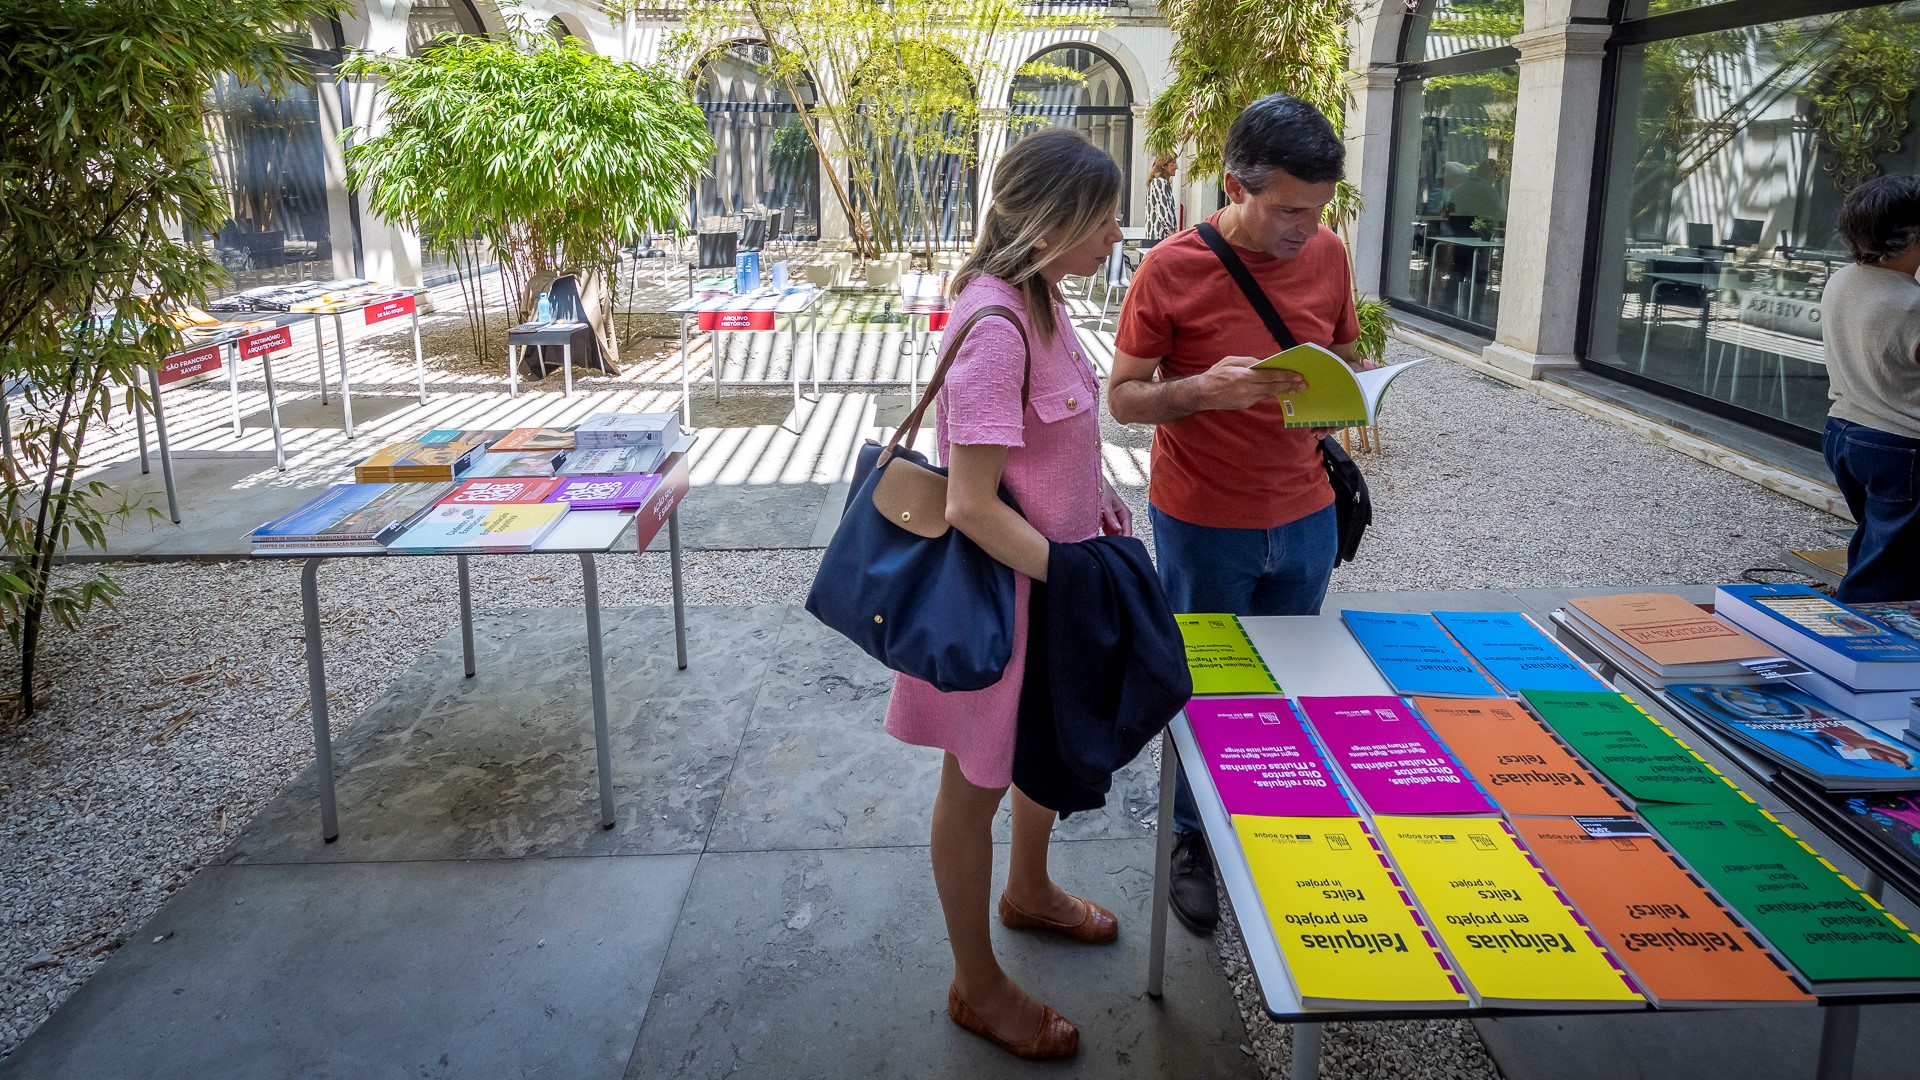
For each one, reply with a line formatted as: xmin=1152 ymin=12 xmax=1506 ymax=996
xmin=1196 ymin=220 xmax=1298 ymax=352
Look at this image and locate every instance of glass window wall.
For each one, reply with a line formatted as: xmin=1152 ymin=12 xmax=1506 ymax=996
xmin=1588 ymin=2 xmax=1920 ymax=437
xmin=1385 ymin=67 xmax=1517 ymax=332
xmin=202 ymin=70 xmax=341 ymax=290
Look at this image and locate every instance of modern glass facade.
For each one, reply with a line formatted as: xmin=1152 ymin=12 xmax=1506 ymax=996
xmin=1588 ymin=0 xmax=1920 ymax=439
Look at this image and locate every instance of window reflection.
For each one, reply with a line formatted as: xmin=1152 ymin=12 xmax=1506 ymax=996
xmin=1589 ymin=3 xmax=1920 ymax=435
xmin=202 ymin=74 xmax=337 ymax=290
xmin=1386 ymin=67 xmax=1517 ymax=330
xmin=695 ymin=42 xmax=823 ymax=245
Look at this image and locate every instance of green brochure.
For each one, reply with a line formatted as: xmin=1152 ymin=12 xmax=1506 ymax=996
xmin=1639 ymin=801 xmax=1920 ymax=986
xmin=1176 ymin=614 xmax=1280 ymax=697
xmin=1522 ymin=689 xmax=1743 ymax=805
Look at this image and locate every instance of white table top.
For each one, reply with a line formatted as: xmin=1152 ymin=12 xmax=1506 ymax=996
xmin=666 ymin=285 xmax=822 ymax=316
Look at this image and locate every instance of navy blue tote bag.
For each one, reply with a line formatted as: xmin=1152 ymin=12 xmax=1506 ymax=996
xmin=805 ymin=304 xmax=1030 ymax=692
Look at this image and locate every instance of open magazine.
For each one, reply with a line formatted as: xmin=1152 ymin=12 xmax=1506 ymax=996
xmin=1251 ymin=344 xmax=1428 ymax=428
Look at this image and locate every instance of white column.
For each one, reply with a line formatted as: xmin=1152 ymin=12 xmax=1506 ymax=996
xmin=1344 ymin=66 xmax=1398 ymax=299
xmin=1482 ymin=22 xmax=1611 ymax=378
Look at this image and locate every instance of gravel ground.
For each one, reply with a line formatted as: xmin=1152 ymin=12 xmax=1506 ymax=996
xmin=0 ymin=330 xmax=1850 ymax=1070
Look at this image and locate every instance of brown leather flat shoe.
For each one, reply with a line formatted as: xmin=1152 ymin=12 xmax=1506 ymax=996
xmin=998 ymin=891 xmax=1120 ymax=944
xmin=947 ymin=983 xmax=1079 ymax=1061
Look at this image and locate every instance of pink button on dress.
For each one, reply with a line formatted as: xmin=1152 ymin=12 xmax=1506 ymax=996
xmin=883 ymin=275 xmax=1105 ymax=789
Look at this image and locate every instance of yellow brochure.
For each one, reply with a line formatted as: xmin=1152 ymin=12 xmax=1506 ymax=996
xmin=1373 ymin=815 xmax=1644 ymax=1009
xmin=1236 ymin=815 xmax=1469 ymax=1009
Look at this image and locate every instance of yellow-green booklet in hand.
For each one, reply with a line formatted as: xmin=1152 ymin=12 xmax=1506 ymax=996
xmin=1252 ymin=345 xmax=1429 ymax=428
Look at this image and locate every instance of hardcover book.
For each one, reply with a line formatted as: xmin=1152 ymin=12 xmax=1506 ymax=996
xmin=1564 ymin=593 xmax=1779 ymax=676
xmin=248 ymin=482 xmax=453 ymax=546
xmin=558 ymin=444 xmax=666 ymax=477
xmin=1175 ymin=614 xmax=1281 ymax=696
xmin=466 ymin=451 xmax=567 ymax=478
xmin=1235 ymin=815 xmax=1470 ymax=1009
xmin=573 ymin=411 xmax=678 ymax=448
xmin=1664 ymin=683 xmax=1920 ymax=791
xmin=1714 ymin=584 xmax=1920 ymax=690
xmin=417 ymin=428 xmax=506 ymax=451
xmin=1373 ymin=815 xmax=1645 ymax=1009
xmin=489 ymin=427 xmax=576 ymax=452
xmin=1432 ymin=611 xmax=1613 ymax=694
xmin=543 ymin=474 xmax=662 ymax=512
xmin=1185 ymin=698 xmax=1354 ymax=817
xmin=1639 ymin=801 xmax=1920 ymax=987
xmin=1295 ymin=696 xmax=1495 ymax=816
xmin=440 ymin=477 xmax=565 ymax=506
xmin=1508 ymin=816 xmax=1814 ymax=1008
xmin=353 ymin=440 xmax=481 ymax=483
xmin=1412 ymin=697 xmax=1628 ymax=817
xmin=1520 ymin=689 xmax=1744 ymax=806
xmin=387 ymin=502 xmax=569 ymax=554
xmin=1341 ymin=610 xmax=1502 ymax=698
xmin=1772 ymin=773 xmax=1920 ymax=914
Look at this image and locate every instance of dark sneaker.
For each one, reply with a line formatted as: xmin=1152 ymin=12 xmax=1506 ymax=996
xmin=1168 ymin=832 xmax=1219 ymax=934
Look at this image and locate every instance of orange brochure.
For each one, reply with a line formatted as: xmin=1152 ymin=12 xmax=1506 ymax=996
xmin=1412 ymin=697 xmax=1628 ymax=817
xmin=1510 ymin=817 xmax=1814 ymax=1008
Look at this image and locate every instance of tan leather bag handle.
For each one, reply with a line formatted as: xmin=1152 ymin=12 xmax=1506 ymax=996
xmin=881 ymin=302 xmax=1031 ymax=463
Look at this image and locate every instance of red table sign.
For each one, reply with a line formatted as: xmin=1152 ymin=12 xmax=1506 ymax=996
xmin=158 ymin=343 xmax=223 ymax=386
xmin=925 ymin=310 xmax=951 ymax=332
xmin=238 ymin=325 xmax=293 ymax=360
xmin=364 ymin=294 xmax=416 ymax=325
xmin=699 ymin=308 xmax=777 ymax=332
xmin=630 ymin=456 xmax=692 ymax=552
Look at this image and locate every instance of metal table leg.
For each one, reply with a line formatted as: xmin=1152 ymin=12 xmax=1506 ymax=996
xmin=1148 ymin=727 xmax=1178 ymax=998
xmin=562 ymin=340 xmax=573 ymax=397
xmin=580 ymin=552 xmax=616 ymax=828
xmin=712 ymin=330 xmax=724 ymax=402
xmin=456 ymin=553 xmax=475 ymax=678
xmin=1291 ymin=1023 xmax=1323 ymax=1080
xmin=301 ymin=558 xmax=339 ymax=842
xmin=334 ymin=312 xmax=354 ymax=438
xmin=412 ymin=305 xmax=428 ymax=404
xmin=313 ymin=315 xmax=330 ymax=404
xmin=508 ymin=331 xmax=519 ymax=399
xmin=679 ymin=315 xmax=691 ymax=426
xmin=668 ymin=507 xmax=687 ymax=670
xmin=134 ymin=389 xmax=150 ymax=474
xmin=810 ymin=301 xmax=821 ymax=396
xmin=1812 ymin=870 xmax=1881 ymax=1080
xmin=145 ymin=365 xmax=180 ymax=524
xmin=227 ymin=341 xmax=243 ymax=437
xmin=260 ymin=353 xmax=287 ymax=471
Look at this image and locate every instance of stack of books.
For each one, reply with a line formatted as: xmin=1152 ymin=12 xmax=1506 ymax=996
xmin=354 ymin=440 xmax=484 ymax=483
xmin=247 ymin=482 xmax=452 ymax=554
xmin=573 ymin=411 xmax=677 ymax=450
xmin=490 ymin=427 xmax=574 ymax=452
xmin=1560 ymin=592 xmax=1785 ymax=687
xmin=1714 ymin=584 xmax=1920 ymax=722
xmin=558 ymin=445 xmax=663 ymax=476
xmin=1664 ymin=681 xmax=1920 ymax=792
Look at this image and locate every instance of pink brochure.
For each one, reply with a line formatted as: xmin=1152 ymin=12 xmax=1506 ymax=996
xmin=1296 ymin=696 xmax=1494 ymax=816
xmin=1184 ymin=698 xmax=1354 ymax=817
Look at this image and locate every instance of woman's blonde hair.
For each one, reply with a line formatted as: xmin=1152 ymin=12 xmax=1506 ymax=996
xmin=951 ymin=126 xmax=1122 ymax=341
xmin=1151 ymin=153 xmax=1178 ymax=181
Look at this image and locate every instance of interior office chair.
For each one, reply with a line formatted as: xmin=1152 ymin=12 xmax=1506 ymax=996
xmin=1093 ymin=242 xmax=1131 ymax=333
xmin=1637 ymin=256 xmax=1714 ymax=373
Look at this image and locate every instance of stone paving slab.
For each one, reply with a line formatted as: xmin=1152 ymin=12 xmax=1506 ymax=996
xmin=0 ymin=855 xmax=698 ymax=1080
xmin=624 ymin=841 xmax=1256 ymax=1080
xmin=224 ymin=606 xmax=786 ymax=863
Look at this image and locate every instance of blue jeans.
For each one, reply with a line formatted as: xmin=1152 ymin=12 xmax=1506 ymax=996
xmin=1824 ymin=417 xmax=1920 ymax=604
xmin=1152 ymin=503 xmax=1338 ymax=837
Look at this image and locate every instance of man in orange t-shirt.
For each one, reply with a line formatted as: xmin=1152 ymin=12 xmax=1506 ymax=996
xmin=1110 ymin=93 xmax=1361 ymax=935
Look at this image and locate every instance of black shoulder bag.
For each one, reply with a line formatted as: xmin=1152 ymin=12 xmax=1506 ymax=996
xmin=1195 ymin=221 xmax=1370 ymax=565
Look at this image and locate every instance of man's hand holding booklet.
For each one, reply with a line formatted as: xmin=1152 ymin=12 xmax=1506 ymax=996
xmin=1251 ymin=344 xmax=1428 ymax=428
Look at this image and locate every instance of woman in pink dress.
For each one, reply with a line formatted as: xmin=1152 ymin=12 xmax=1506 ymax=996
xmin=883 ymin=127 xmax=1130 ymax=1061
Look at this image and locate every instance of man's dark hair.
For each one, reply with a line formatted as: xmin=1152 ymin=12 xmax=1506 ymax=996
xmin=1838 ymin=174 xmax=1920 ymax=264
xmin=1222 ymin=93 xmax=1344 ymax=192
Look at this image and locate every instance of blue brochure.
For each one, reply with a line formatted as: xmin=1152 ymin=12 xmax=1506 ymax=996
xmin=1340 ymin=610 xmax=1503 ymax=697
xmin=1667 ymin=682 xmax=1920 ymax=790
xmin=1432 ymin=611 xmax=1612 ymax=694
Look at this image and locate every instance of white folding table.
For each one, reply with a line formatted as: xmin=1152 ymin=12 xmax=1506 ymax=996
xmin=257 ymin=443 xmax=695 ymax=844
xmin=666 ymin=286 xmax=824 ymax=424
